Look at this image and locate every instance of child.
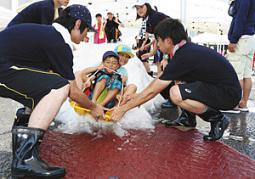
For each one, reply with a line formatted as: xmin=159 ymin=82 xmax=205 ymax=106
xmin=114 ymin=44 xmax=137 ymax=105
xmin=93 ymin=13 xmax=106 ymax=44
xmin=75 ymin=51 xmax=122 ymax=109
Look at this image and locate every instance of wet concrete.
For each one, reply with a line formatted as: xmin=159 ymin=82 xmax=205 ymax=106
xmin=0 ymin=102 xmax=255 ymax=178
xmin=39 ymin=125 xmax=255 ymax=179
xmin=159 ymin=107 xmax=255 ymax=160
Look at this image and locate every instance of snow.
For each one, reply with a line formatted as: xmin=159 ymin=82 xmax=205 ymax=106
xmin=55 ymin=28 xmax=165 ymax=137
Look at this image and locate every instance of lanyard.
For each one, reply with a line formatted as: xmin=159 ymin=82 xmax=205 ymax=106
xmin=172 ymin=40 xmax=187 ymax=56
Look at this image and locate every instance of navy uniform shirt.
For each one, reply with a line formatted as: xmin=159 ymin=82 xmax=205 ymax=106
xmin=0 ymin=23 xmax=74 ymax=80
xmin=8 ymin=0 xmax=55 ymax=27
xmin=160 ymin=43 xmax=240 ymax=90
xmin=146 ymin=10 xmax=169 ymax=34
xmin=228 ymin=0 xmax=255 ymax=43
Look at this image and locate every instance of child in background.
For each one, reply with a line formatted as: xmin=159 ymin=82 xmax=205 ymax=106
xmin=114 ymin=44 xmax=137 ymax=105
xmin=93 ymin=13 xmax=106 ymax=44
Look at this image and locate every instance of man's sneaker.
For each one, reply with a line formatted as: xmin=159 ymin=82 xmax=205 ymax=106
xmin=162 ymin=110 xmax=196 ymax=128
xmin=238 ymin=106 xmax=249 ymax=112
xmin=203 ymin=115 xmax=230 ymax=141
xmin=161 ymin=100 xmax=176 ymax=108
xmin=220 ymin=107 xmax=240 ymax=114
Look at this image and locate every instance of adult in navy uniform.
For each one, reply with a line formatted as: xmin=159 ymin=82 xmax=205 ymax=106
xmin=226 ymin=0 xmax=255 ymax=112
xmin=134 ymin=0 xmax=169 ymax=75
xmin=7 ymin=0 xmax=69 ymax=27
xmin=0 ymin=4 xmax=104 ymax=178
xmin=111 ymin=19 xmax=241 ymax=142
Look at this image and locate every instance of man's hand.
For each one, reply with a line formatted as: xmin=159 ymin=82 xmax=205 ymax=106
xmin=110 ymin=106 xmax=126 ymax=121
xmin=90 ymin=104 xmax=104 ymax=121
xmin=228 ymin=43 xmax=236 ymax=52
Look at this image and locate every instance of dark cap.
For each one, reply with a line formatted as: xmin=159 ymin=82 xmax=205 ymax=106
xmin=66 ymin=4 xmax=96 ymax=32
xmin=102 ymin=51 xmax=119 ymax=61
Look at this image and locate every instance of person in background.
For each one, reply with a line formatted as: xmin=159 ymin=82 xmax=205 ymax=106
xmin=134 ymin=0 xmax=169 ymax=76
xmin=8 ymin=0 xmax=69 ymax=27
xmin=105 ymin=11 xmax=124 ymax=43
xmin=93 ymin=13 xmax=106 ymax=44
xmin=0 ymin=5 xmax=104 ymax=178
xmin=111 ymin=18 xmax=241 ymax=142
xmin=225 ymin=0 xmax=255 ymax=113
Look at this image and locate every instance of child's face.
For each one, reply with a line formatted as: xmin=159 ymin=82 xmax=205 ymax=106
xmin=103 ymin=57 xmax=120 ymax=73
xmin=118 ymin=52 xmax=130 ymax=66
xmin=96 ymin=16 xmax=102 ymax=22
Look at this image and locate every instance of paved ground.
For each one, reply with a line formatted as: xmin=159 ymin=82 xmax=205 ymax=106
xmin=0 ymin=76 xmax=254 ymax=178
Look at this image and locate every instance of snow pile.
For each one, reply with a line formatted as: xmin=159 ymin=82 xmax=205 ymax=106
xmin=55 ymin=39 xmax=165 ymax=137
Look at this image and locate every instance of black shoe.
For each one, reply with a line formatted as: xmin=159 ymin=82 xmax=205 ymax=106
xmin=147 ymin=71 xmax=154 ymax=77
xmin=203 ymin=115 xmax=229 ymax=141
xmin=11 ymin=126 xmax=66 ymax=178
xmin=162 ymin=109 xmax=196 ymax=128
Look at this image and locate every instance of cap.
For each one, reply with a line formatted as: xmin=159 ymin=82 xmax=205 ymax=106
xmin=114 ymin=44 xmax=134 ymax=58
xmin=102 ymin=51 xmax=119 ymax=61
xmin=133 ymin=0 xmax=150 ymax=7
xmin=66 ymin=4 xmax=96 ymax=32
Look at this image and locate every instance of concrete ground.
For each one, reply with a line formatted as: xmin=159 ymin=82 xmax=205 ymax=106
xmin=0 ymin=76 xmax=254 ymax=178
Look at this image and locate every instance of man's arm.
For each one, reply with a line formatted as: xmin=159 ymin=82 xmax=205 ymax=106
xmin=111 ymin=78 xmax=171 ymax=121
xmin=69 ymin=80 xmax=104 ymax=120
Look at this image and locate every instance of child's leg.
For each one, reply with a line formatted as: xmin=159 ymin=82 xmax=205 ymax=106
xmin=143 ymin=61 xmax=150 ymax=73
xmin=92 ymin=79 xmax=106 ymax=103
xmin=120 ymin=84 xmax=137 ymax=105
xmin=101 ymin=78 xmax=122 ymax=107
xmin=100 ymin=88 xmax=119 ymax=107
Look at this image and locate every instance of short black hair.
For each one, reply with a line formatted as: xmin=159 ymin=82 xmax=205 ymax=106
xmin=136 ymin=3 xmax=153 ymax=20
xmin=54 ymin=8 xmax=88 ymax=33
xmin=95 ymin=13 xmax=102 ymax=18
xmin=154 ymin=18 xmax=188 ymax=45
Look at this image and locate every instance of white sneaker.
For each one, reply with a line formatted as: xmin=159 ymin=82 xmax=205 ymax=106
xmin=220 ymin=108 xmax=240 ymax=114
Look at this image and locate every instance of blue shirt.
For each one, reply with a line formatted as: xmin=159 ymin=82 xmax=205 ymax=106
xmin=117 ymin=66 xmax=128 ymax=84
xmin=0 ymin=23 xmax=75 ymax=80
xmin=117 ymin=67 xmax=128 ymax=77
xmin=228 ymin=0 xmax=255 ymax=43
xmin=8 ymin=0 xmax=55 ymax=27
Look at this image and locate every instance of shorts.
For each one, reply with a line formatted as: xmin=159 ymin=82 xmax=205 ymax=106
xmin=0 ymin=65 xmax=68 ymax=109
xmin=178 ymin=81 xmax=241 ymax=110
xmin=226 ymin=35 xmax=255 ymax=79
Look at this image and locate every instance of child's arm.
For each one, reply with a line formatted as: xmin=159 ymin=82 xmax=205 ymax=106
xmin=121 ymin=75 xmax=128 ymax=84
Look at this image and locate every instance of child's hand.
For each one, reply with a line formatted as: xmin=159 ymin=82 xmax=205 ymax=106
xmin=97 ymin=64 xmax=104 ymax=70
xmin=121 ymin=76 xmax=127 ymax=83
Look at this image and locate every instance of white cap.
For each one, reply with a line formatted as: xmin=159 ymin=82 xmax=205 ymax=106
xmin=134 ymin=0 xmax=150 ymax=7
